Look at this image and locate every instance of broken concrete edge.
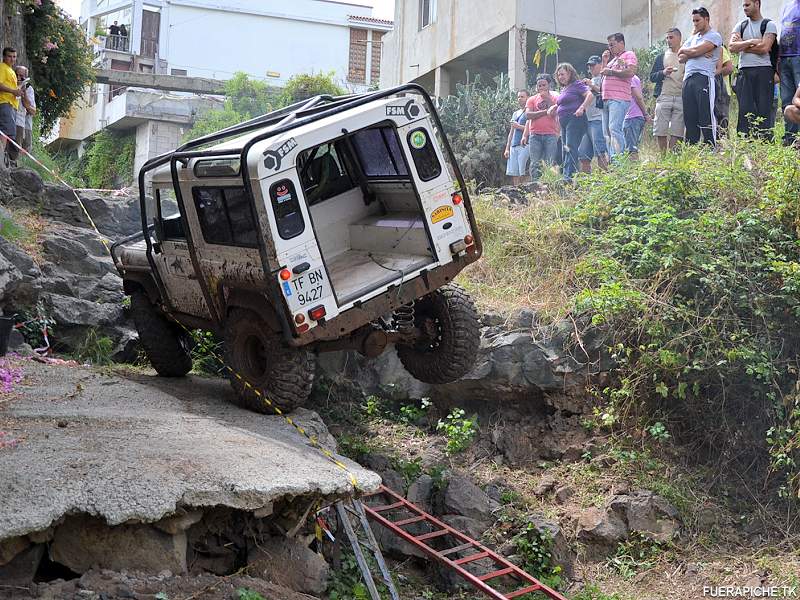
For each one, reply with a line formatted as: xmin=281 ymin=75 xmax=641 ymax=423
xmin=0 ymin=474 xmax=382 ymax=544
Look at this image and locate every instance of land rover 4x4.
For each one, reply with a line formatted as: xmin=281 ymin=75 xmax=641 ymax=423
xmin=112 ymin=85 xmax=483 ymax=412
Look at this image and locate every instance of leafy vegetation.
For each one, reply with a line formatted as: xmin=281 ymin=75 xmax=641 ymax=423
xmin=184 ymin=71 xmax=344 ymax=142
xmin=512 ymin=522 xmax=563 ymax=589
xmin=436 ymin=408 xmax=478 ymax=454
xmin=23 ymin=0 xmax=94 ymax=134
xmin=83 ymin=130 xmax=136 ymax=188
xmin=75 ymin=329 xmax=115 ymax=365
xmin=606 ymin=532 xmax=666 ymax=579
xmin=463 ymin=137 xmax=800 ymax=500
xmin=437 ymin=74 xmax=516 ymax=187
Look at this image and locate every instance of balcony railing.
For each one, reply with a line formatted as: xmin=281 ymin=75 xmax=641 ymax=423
xmin=105 ymin=34 xmax=130 ymax=52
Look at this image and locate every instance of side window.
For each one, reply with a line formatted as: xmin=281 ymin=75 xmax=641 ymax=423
xmin=192 ymin=187 xmax=258 ymax=247
xmin=156 ymin=187 xmax=185 ymax=241
xmin=269 ymin=179 xmax=305 ymax=240
xmin=407 ymin=128 xmax=442 ymax=181
xmin=298 ymin=142 xmax=355 ymax=205
xmin=351 ymin=126 xmax=409 ymax=178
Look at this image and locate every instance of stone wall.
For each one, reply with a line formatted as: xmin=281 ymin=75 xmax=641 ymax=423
xmin=0 ymin=2 xmax=28 ymax=68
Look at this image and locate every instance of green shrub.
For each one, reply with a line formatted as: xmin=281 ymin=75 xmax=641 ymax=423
xmin=513 ymin=522 xmax=563 ymax=589
xmin=75 ymin=329 xmax=115 ymax=365
xmin=464 ymin=138 xmax=800 ymax=499
xmin=436 ymin=408 xmax=478 ymax=454
xmin=437 ymin=74 xmax=517 ymax=187
xmin=83 ymin=130 xmax=136 ymax=188
xmin=23 ymin=0 xmax=95 ymax=135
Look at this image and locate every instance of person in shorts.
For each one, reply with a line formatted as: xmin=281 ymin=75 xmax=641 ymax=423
xmin=504 ymin=89 xmax=529 ymax=185
xmin=651 ymin=28 xmax=686 ymax=152
xmin=579 ymin=55 xmax=609 ymax=173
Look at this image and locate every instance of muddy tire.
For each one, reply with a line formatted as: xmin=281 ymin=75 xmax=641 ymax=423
xmin=396 ymin=283 xmax=480 ymax=384
xmin=223 ymin=308 xmax=315 ymax=413
xmin=130 ymin=292 xmax=193 ymax=377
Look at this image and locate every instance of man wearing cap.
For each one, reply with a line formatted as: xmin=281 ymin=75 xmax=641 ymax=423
xmin=579 ymin=56 xmax=609 ymax=172
xmin=650 ymin=28 xmax=686 ymax=153
xmin=679 ymin=7 xmax=724 ymax=145
xmin=0 ymin=47 xmax=23 ymax=168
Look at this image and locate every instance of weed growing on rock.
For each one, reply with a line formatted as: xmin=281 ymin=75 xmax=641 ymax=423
xmin=399 ymin=397 xmax=432 ymax=425
xmin=512 ymin=522 xmax=563 ymax=589
xmin=436 ymin=408 xmax=478 ymax=454
xmin=234 ymin=589 xmax=266 ymax=600
xmin=606 ymin=532 xmax=666 ymax=579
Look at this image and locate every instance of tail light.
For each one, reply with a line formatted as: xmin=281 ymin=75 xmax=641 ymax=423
xmin=294 ymin=314 xmax=306 ymax=324
xmin=296 ymin=323 xmax=310 ymax=333
xmin=464 ymin=235 xmax=474 ymax=245
xmin=452 ymin=193 xmax=463 ymax=205
xmin=279 ymin=268 xmax=292 ymax=281
xmin=308 ymin=305 xmax=327 ymax=321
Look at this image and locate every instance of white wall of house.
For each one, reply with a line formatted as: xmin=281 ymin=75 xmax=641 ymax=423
xmin=158 ymin=0 xmax=373 ymax=85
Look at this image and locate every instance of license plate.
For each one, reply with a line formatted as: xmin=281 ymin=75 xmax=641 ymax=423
xmin=287 ymin=267 xmax=327 ymax=306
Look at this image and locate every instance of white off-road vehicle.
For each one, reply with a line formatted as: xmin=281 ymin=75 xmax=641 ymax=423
xmin=112 ymin=85 xmax=482 ymax=412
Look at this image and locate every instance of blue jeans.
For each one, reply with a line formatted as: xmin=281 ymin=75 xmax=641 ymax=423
xmin=528 ymin=134 xmax=558 ymax=180
xmin=578 ymin=119 xmax=608 ymax=160
xmin=560 ymin=113 xmax=588 ymax=182
xmin=603 ymin=99 xmax=631 ymax=157
xmin=623 ymin=116 xmax=646 ymax=154
xmin=780 ymin=55 xmax=800 ymax=145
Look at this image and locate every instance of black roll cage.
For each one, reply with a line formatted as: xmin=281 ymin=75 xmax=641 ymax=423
xmin=110 ymin=84 xmax=480 ymax=343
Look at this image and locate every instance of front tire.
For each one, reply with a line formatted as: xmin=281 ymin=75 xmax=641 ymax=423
xmin=396 ymin=284 xmax=480 ymax=384
xmin=223 ymin=308 xmax=315 ymax=413
xmin=130 ymin=292 xmax=193 ymax=377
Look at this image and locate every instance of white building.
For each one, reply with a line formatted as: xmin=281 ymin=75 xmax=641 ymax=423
xmin=53 ymin=0 xmax=393 ymax=177
xmin=380 ymin=0 xmax=785 ymax=96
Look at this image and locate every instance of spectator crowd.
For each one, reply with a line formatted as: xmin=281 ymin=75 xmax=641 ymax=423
xmin=505 ymin=0 xmax=800 ymax=184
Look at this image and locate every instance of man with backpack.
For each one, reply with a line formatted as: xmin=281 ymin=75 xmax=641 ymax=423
xmin=730 ymin=0 xmax=779 ymax=138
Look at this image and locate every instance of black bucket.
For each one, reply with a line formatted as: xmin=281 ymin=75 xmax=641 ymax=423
xmin=0 ymin=316 xmax=15 ymax=357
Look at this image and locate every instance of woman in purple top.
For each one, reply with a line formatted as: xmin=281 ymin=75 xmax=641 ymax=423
xmin=548 ymin=63 xmax=595 ymax=182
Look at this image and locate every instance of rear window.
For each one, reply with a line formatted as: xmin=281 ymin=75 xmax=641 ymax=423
xmin=351 ymin=126 xmax=408 ymax=178
xmin=192 ymin=187 xmax=258 ymax=247
xmin=407 ymin=128 xmax=442 ymax=181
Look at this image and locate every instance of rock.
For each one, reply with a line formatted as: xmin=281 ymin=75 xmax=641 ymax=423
xmin=480 ymin=311 xmax=505 ymax=327
xmin=9 ymin=168 xmax=44 ymax=195
xmin=407 ymin=474 xmax=434 ymax=513
xmin=0 ymin=252 xmax=24 ymax=309
xmin=379 ymin=469 xmax=406 ymax=495
xmin=152 ymin=510 xmax=203 ymax=535
xmin=609 ymin=491 xmax=681 ymax=542
xmin=0 ymin=543 xmax=44 ymax=585
xmin=561 ymin=444 xmax=586 ymax=463
xmin=443 ymin=476 xmax=498 ymax=523
xmin=555 ymin=486 xmax=575 ymax=504
xmin=440 ymin=515 xmax=488 ymax=540
xmin=0 ymin=535 xmax=29 ymax=565
xmin=511 ymin=308 xmax=537 ymax=329
xmin=576 ymin=507 xmax=628 ymax=559
xmin=247 ymin=535 xmax=329 ymax=595
xmin=50 ymin=515 xmax=188 ymax=574
xmin=534 ymin=474 xmax=558 ymax=496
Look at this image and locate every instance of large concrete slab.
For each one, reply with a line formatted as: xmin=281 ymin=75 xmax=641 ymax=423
xmin=0 ymin=360 xmax=380 ymax=540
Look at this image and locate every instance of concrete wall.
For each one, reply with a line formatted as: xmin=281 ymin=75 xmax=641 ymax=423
xmin=163 ymin=3 xmax=354 ymax=84
xmin=381 ymin=0 xmax=517 ymax=88
xmin=518 ymin=0 xmax=624 ymax=45
xmin=133 ymin=120 xmax=183 ymax=181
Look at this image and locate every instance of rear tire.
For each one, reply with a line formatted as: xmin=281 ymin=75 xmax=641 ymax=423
xmin=396 ymin=283 xmax=480 ymax=384
xmin=223 ymin=308 xmax=315 ymax=413
xmin=130 ymin=292 xmax=193 ymax=377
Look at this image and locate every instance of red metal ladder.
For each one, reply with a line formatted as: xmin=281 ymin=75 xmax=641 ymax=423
xmin=363 ymin=485 xmax=568 ymax=600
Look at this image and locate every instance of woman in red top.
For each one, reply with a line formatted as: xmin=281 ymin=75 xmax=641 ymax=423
xmin=521 ymin=74 xmax=559 ymax=182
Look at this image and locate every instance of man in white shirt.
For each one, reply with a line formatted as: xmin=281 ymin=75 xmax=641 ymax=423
xmin=679 ymin=7 xmax=723 ymax=145
xmin=8 ymin=65 xmax=35 ymax=167
xmin=730 ymin=0 xmax=778 ymax=137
